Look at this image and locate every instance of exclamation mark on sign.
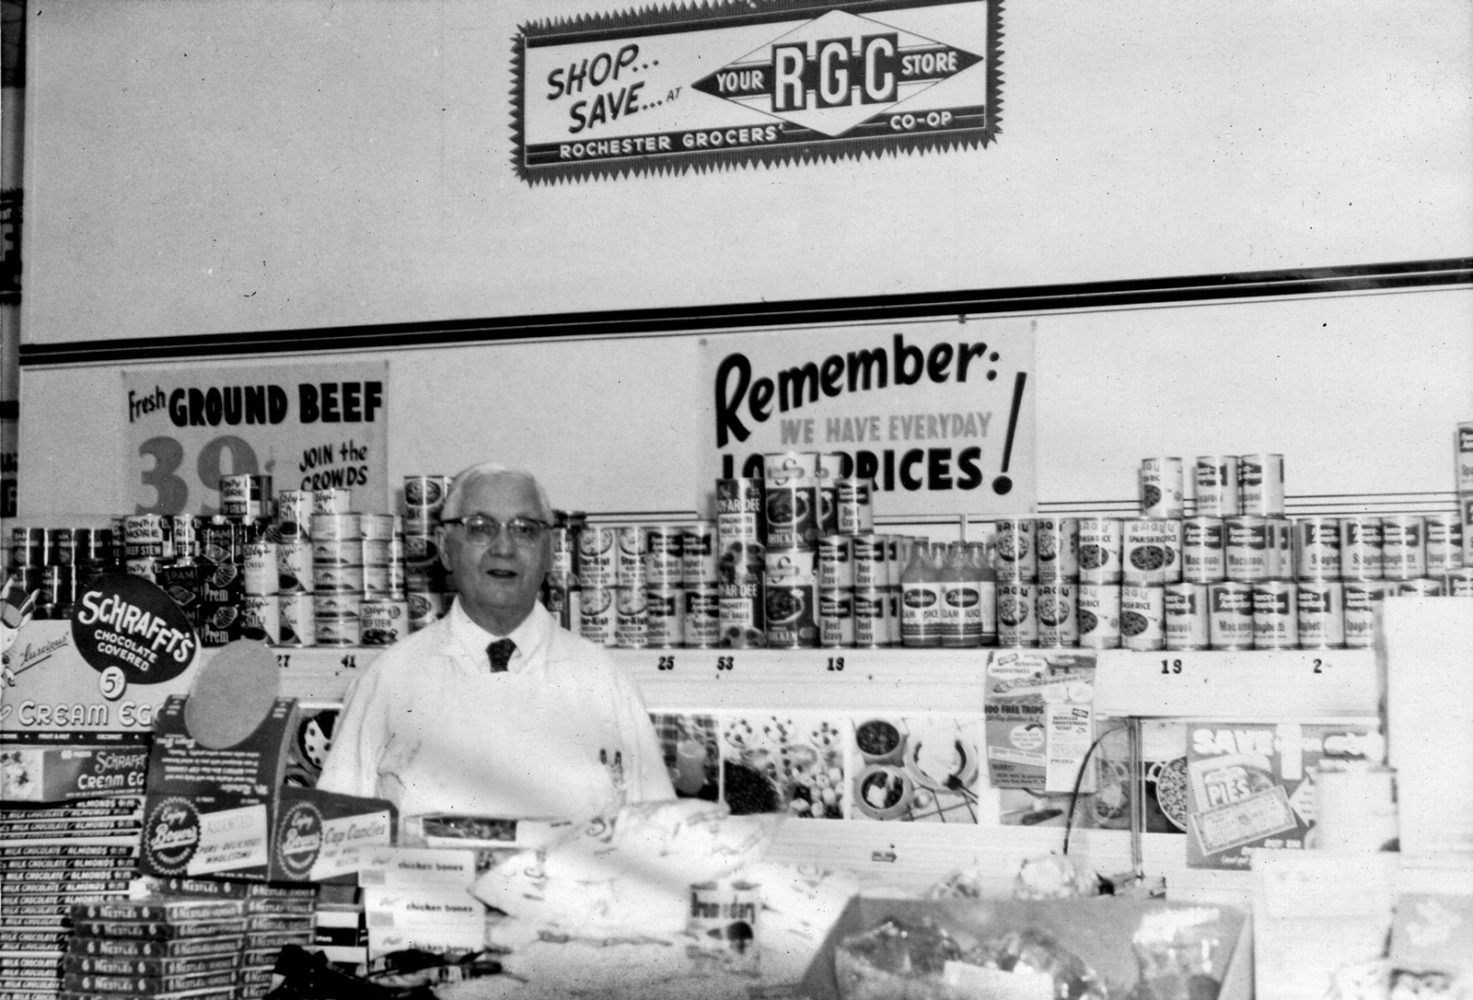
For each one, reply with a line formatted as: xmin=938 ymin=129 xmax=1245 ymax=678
xmin=992 ymin=372 xmax=1027 ymax=496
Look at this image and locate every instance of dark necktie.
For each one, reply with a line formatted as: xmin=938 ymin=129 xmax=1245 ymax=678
xmin=487 ymin=638 xmax=516 ymax=673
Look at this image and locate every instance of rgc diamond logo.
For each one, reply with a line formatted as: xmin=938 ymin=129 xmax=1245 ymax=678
xmin=691 ymin=10 xmax=983 ymax=137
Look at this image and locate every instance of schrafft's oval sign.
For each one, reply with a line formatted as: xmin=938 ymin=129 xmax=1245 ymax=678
xmin=71 ymin=574 xmax=199 ymax=685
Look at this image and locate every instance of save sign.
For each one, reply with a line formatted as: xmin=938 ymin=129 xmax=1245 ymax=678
xmin=702 ymin=319 xmax=1035 ymax=517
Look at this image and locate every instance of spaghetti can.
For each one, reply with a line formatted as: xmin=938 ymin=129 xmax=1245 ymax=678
xmin=1251 ymin=579 xmax=1299 ymax=650
xmin=1075 ymin=583 xmax=1121 ymax=649
xmin=277 ymin=593 xmax=316 ymax=647
xmin=1139 ymin=457 xmax=1184 ymax=518
xmin=1296 ymin=579 xmax=1344 ymax=649
xmin=1457 ymin=421 xmax=1473 ymax=495
xmin=360 ymin=597 xmax=409 ymax=646
xmin=276 ymin=490 xmax=314 ymax=538
xmin=1181 ymin=516 xmax=1225 ymax=583
xmin=1340 ymin=516 xmax=1384 ymax=580
xmin=1392 ymin=577 xmax=1442 ymax=597
xmin=1119 ymin=583 xmax=1166 ymax=651
xmin=579 ymin=587 xmax=617 ymax=647
xmin=1342 ymin=579 xmax=1388 ymax=649
xmin=1380 ymin=515 xmax=1426 ymax=581
xmin=615 ymin=587 xmax=649 ymax=649
xmin=1034 ymin=517 xmax=1079 ymax=583
xmin=1207 ymin=580 xmax=1255 ymax=650
xmin=1424 ymin=512 xmax=1464 ymax=575
xmin=852 ymin=533 xmax=888 ymax=589
xmin=645 ymin=584 xmax=685 ymax=649
xmin=312 ymin=488 xmax=352 ymax=515
xmin=240 ymin=595 xmax=281 ymax=644
xmin=993 ymin=518 xmax=1037 ymax=582
xmin=717 ymin=573 xmax=765 ymax=649
xmin=835 ymin=479 xmax=875 ymax=535
xmin=818 ymin=534 xmax=856 ymax=590
xmin=1224 ymin=516 xmax=1271 ymax=582
xmin=1035 ymin=580 xmax=1077 ymax=649
xmin=715 ymin=478 xmax=766 ymax=549
xmin=852 ymin=586 xmax=889 ymax=649
xmin=643 ymin=524 xmax=684 ymax=587
xmin=1442 ymin=568 xmax=1473 ymax=596
xmin=1077 ymin=517 xmax=1123 ymax=585
xmin=1238 ymin=453 xmax=1285 ymax=516
xmin=277 ymin=538 xmax=314 ymax=594
xmin=681 ymin=521 xmax=719 ymax=586
xmin=1294 ymin=516 xmax=1342 ymax=581
xmin=616 ymin=525 xmax=647 ymax=589
xmin=1263 ymin=516 xmax=1293 ymax=580
xmin=819 ymin=587 xmax=855 ymax=648
xmin=1194 ymin=455 xmax=1240 ymax=517
xmin=243 ymin=541 xmax=279 ymax=596
xmin=578 ymin=524 xmax=619 ymax=590
xmin=682 ymin=581 xmax=720 ymax=648
xmin=1164 ymin=582 xmax=1210 ymax=651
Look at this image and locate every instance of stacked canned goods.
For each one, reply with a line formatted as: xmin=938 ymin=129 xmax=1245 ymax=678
xmin=402 ymin=474 xmax=453 ymax=634
xmin=716 ymin=471 xmax=768 ymax=649
xmin=1456 ymin=421 xmax=1473 ymax=595
xmin=4 ymin=524 xmax=115 ymax=619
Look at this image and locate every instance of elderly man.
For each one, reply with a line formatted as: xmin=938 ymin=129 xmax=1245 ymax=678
xmin=317 ymin=462 xmax=673 ymax=820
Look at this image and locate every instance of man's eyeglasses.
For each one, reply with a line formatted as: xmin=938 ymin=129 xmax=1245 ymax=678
xmin=442 ymin=515 xmax=549 ymax=546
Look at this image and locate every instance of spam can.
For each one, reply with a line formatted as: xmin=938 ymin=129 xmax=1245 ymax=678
xmin=1296 ymin=579 xmax=1344 ymax=649
xmin=1238 ymin=453 xmax=1285 ymax=516
xmin=1075 ymin=583 xmax=1121 ymax=649
xmin=852 ymin=586 xmax=889 ymax=649
xmin=1208 ymin=580 xmax=1254 ymax=650
xmin=1194 ymin=455 xmax=1240 ymax=517
xmin=1380 ymin=515 xmax=1426 ymax=581
xmin=683 ymin=581 xmax=720 ymax=648
xmin=1164 ymin=581 xmax=1210 ymax=651
xmin=1251 ymin=579 xmax=1298 ymax=650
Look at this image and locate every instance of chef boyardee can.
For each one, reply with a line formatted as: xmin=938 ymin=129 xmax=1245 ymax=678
xmin=1293 ymin=516 xmax=1342 ymax=580
xmin=1120 ymin=583 xmax=1165 ymax=651
xmin=1342 ymin=579 xmax=1386 ymax=649
xmin=718 ymin=572 xmax=765 ymax=649
xmin=852 ymin=533 xmax=888 ymax=589
xmin=1035 ymin=580 xmax=1077 ymax=649
xmin=682 ymin=521 xmax=718 ymax=586
xmin=278 ymin=593 xmax=316 ymax=647
xmin=1380 ymin=515 xmax=1426 ymax=581
xmin=1208 ymin=580 xmax=1254 ymax=650
xmin=1164 ymin=582 xmax=1210 ymax=651
xmin=1296 ymin=579 xmax=1344 ymax=649
xmin=1340 ymin=516 xmax=1384 ymax=580
xmin=1224 ymin=516 xmax=1270 ymax=582
xmin=683 ymin=581 xmax=720 ymax=648
xmin=1077 ymin=517 xmax=1123 ymax=585
xmin=615 ymin=587 xmax=649 ymax=649
xmin=1252 ymin=579 xmax=1298 ymax=650
xmin=1238 ymin=453 xmax=1285 ymax=517
xmin=819 ymin=587 xmax=855 ymax=648
xmin=1194 ymin=455 xmax=1240 ymax=517
xmin=1424 ymin=512 xmax=1464 ymax=575
xmin=1075 ymin=583 xmax=1121 ymax=649
xmin=835 ymin=479 xmax=874 ymax=535
xmin=1034 ymin=517 xmax=1079 ymax=583
xmin=1139 ymin=457 xmax=1184 ymax=518
xmin=1181 ymin=516 xmax=1225 ymax=583
xmin=716 ymin=478 xmax=766 ymax=549
xmin=579 ymin=587 xmax=617 ymax=647
xmin=852 ymin=586 xmax=888 ymax=649
xmin=646 ymin=584 xmax=684 ymax=649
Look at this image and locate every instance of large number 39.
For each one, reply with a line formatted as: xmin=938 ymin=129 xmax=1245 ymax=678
xmin=137 ymin=435 xmax=265 ymax=515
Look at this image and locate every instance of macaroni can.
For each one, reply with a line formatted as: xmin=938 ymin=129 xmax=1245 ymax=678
xmin=360 ymin=597 xmax=409 ymax=647
xmin=278 ymin=593 xmax=316 ymax=647
xmin=818 ymin=534 xmax=855 ymax=590
xmin=1122 ymin=517 xmax=1180 ymax=586
xmin=819 ymin=587 xmax=855 ymax=648
xmin=311 ymin=488 xmax=352 ymax=515
xmin=643 ymin=524 xmax=684 ymax=587
xmin=993 ymin=518 xmax=1037 ymax=582
xmin=243 ymin=541 xmax=279 ymax=596
xmin=682 ymin=521 xmax=719 ymax=586
xmin=1380 ymin=515 xmax=1426 ymax=581
xmin=1075 ymin=583 xmax=1121 ymax=649
xmin=1207 ymin=581 xmax=1254 ymax=650
xmin=1034 ymin=517 xmax=1079 ymax=583
xmin=1342 ymin=579 xmax=1389 ymax=649
xmin=1424 ymin=512 xmax=1464 ymax=575
xmin=1238 ymin=453 xmax=1285 ymax=516
xmin=852 ymin=533 xmax=889 ymax=589
xmin=579 ymin=587 xmax=617 ymax=647
xmin=1296 ymin=579 xmax=1344 ymax=649
xmin=683 ymin=581 xmax=720 ymax=648
xmin=1224 ymin=516 xmax=1271 ymax=582
xmin=835 ymin=479 xmax=875 ymax=535
xmin=1181 ymin=516 xmax=1225 ymax=583
xmin=715 ymin=478 xmax=766 ymax=548
xmin=1194 ymin=455 xmax=1240 ymax=517
xmin=615 ymin=587 xmax=649 ymax=649
xmin=578 ymin=524 xmax=619 ymax=589
xmin=1139 ymin=457 xmax=1184 ymax=518
xmin=1120 ymin=583 xmax=1165 ymax=651
xmin=852 ymin=586 xmax=889 ymax=649
xmin=646 ymin=584 xmax=684 ymax=649
xmin=1294 ymin=516 xmax=1342 ymax=580
xmin=616 ymin=526 xmax=647 ymax=590
xmin=1164 ymin=582 xmax=1210 ymax=651
xmin=1077 ymin=517 xmax=1124 ymax=585
xmin=1251 ymin=579 xmax=1298 ymax=650
xmin=276 ymin=490 xmax=314 ymax=538
xmin=1035 ymin=580 xmax=1078 ymax=649
xmin=1457 ymin=422 xmax=1473 ymax=495
xmin=1340 ymin=516 xmax=1384 ymax=580
xmin=718 ymin=573 xmax=765 ymax=649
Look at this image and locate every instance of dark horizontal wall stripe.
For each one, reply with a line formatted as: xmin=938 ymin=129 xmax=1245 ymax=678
xmin=18 ymin=257 xmax=1473 ymax=368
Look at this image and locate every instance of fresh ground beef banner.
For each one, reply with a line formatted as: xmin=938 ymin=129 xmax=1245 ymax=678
xmin=513 ymin=0 xmax=1002 ymax=182
xmin=702 ymin=318 xmax=1035 ymax=517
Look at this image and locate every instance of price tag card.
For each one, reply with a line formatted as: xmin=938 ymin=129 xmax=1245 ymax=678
xmin=123 ymin=362 xmax=388 ymax=515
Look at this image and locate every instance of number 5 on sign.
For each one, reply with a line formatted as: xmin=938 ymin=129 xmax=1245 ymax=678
xmin=136 ymin=434 xmax=266 ymax=516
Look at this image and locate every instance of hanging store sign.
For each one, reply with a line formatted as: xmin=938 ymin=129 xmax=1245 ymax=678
xmin=122 ymin=362 xmax=388 ymax=516
xmin=700 ymin=318 xmax=1035 ymax=516
xmin=513 ymin=0 xmax=1001 ymax=183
